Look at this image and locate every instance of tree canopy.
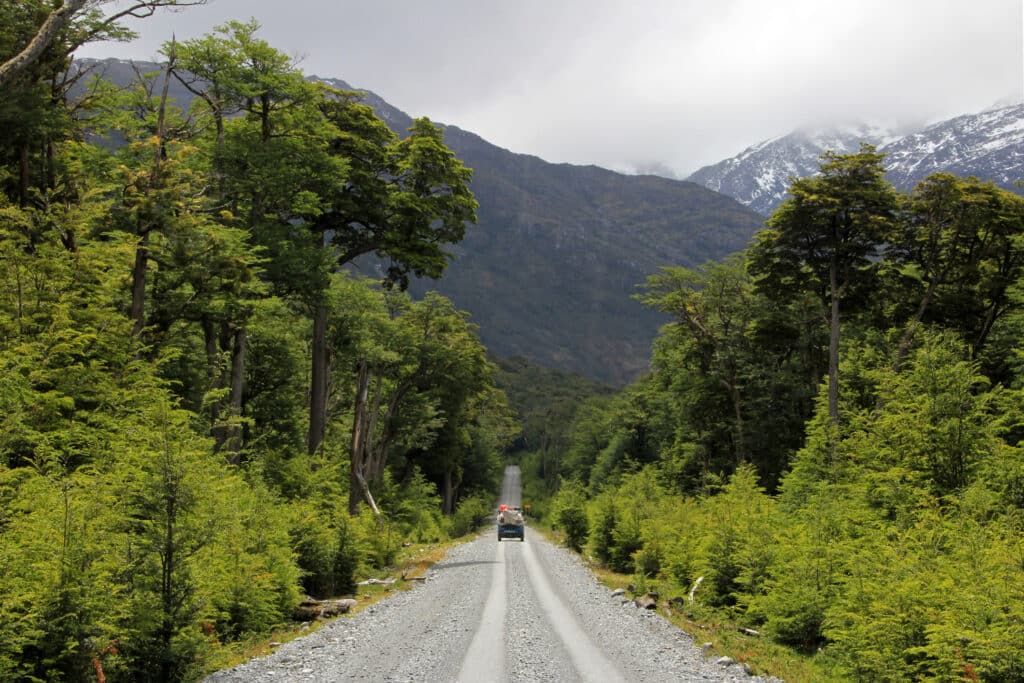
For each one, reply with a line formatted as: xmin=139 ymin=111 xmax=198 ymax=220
xmin=0 ymin=17 xmax=502 ymax=681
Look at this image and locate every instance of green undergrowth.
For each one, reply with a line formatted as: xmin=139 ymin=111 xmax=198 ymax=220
xmin=541 ymin=525 xmax=830 ymax=682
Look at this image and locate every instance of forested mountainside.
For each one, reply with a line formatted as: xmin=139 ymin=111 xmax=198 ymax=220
xmin=418 ymin=128 xmax=764 ymax=383
xmin=78 ymin=59 xmax=766 ymax=384
xmin=689 ymin=102 xmax=1024 ymax=214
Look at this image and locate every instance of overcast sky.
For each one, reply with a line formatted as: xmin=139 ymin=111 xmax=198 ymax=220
xmin=78 ymin=0 xmax=1024 ymax=176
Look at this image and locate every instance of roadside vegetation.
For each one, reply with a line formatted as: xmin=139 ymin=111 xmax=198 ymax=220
xmin=3 ymin=3 xmax=1023 ymax=683
xmin=527 ymin=152 xmax=1024 ymax=682
xmin=0 ymin=8 xmax=507 ymax=681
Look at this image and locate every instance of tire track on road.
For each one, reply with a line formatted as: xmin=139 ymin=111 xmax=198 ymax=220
xmin=520 ymin=538 xmax=626 ymax=683
xmin=457 ymin=541 xmax=507 ymax=682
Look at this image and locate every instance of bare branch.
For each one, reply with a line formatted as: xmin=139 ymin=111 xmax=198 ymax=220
xmin=0 ymin=0 xmax=89 ymax=89
xmin=0 ymin=0 xmax=206 ymax=89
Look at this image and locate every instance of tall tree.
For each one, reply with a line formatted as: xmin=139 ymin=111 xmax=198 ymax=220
xmin=749 ymin=145 xmax=898 ymax=430
xmin=887 ymin=174 xmax=1024 ymax=375
xmin=400 ymin=294 xmax=506 ymax=514
xmin=173 ymin=21 xmax=340 ymax=453
xmin=307 ymin=98 xmax=477 ymax=456
xmin=638 ymin=257 xmax=756 ymax=465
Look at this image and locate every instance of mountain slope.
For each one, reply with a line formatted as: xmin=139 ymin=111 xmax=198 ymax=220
xmin=421 ymin=130 xmax=763 ymax=382
xmin=314 ymin=75 xmax=765 ymax=383
xmin=79 ymin=60 xmax=766 ymax=384
xmin=688 ymin=104 xmax=1024 ymax=214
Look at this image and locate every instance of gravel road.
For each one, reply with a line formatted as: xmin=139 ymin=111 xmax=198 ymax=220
xmin=205 ymin=467 xmax=778 ymax=682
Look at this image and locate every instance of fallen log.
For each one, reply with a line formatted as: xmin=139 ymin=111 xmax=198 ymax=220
xmin=293 ymin=597 xmax=358 ymax=621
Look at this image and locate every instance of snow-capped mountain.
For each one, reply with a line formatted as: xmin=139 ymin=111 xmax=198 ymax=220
xmin=881 ymin=104 xmax=1024 ymax=192
xmin=688 ymin=104 xmax=1024 ymax=214
xmin=687 ymin=124 xmax=902 ymax=215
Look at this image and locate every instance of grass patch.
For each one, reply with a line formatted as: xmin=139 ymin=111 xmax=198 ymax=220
xmin=200 ymin=620 xmax=330 ymax=674
xmin=665 ymin=605 xmax=835 ymax=682
xmin=585 ymin=566 xmax=828 ymax=681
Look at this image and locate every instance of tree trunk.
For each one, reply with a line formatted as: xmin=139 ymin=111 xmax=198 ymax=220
xmin=224 ymin=327 xmax=246 ymax=461
xmin=723 ymin=377 xmax=745 ymax=464
xmin=308 ymin=302 xmax=329 ymax=455
xmin=45 ymin=137 xmax=56 ymax=191
xmin=130 ymin=230 xmax=149 ymax=342
xmin=828 ymin=254 xmax=841 ymax=429
xmin=130 ymin=56 xmax=173 ymax=353
xmin=18 ymin=143 xmax=29 ymax=207
xmin=349 ymin=364 xmax=388 ymax=516
xmin=973 ymin=297 xmax=1005 ymax=359
xmin=894 ymin=275 xmax=942 ymax=371
xmin=202 ymin=316 xmax=220 ymax=385
xmin=442 ymin=469 xmax=456 ymax=516
xmin=202 ymin=316 xmax=225 ymax=446
xmin=348 ymin=361 xmax=371 ymax=515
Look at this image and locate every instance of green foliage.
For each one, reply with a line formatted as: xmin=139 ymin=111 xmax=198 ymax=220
xmin=562 ymin=153 xmax=1023 ymax=681
xmin=551 ymin=480 xmax=589 ymax=551
xmin=750 ymin=145 xmax=899 ymax=426
xmin=447 ymin=493 xmax=493 ymax=538
xmin=697 ymin=465 xmax=775 ymax=609
xmin=748 ymin=485 xmax=861 ymax=650
xmin=586 ymin=467 xmax=668 ymax=574
xmin=380 ymin=467 xmax=445 ymax=544
xmin=0 ymin=17 xmax=503 ymax=680
xmin=590 ymin=490 xmax=617 ymax=566
xmin=4 ymin=9 xmax=1024 ymax=681
xmin=494 ymin=354 xmax=614 ymax=496
xmin=192 ymin=474 xmax=301 ymax=640
xmin=288 ymin=497 xmax=361 ymax=599
xmin=660 ymin=497 xmax=706 ymax=590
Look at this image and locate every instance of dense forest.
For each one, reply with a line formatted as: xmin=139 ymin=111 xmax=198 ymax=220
xmin=535 ymin=149 xmax=1024 ymax=680
xmin=1 ymin=5 xmax=514 ymax=681
xmin=3 ymin=3 xmax=1024 ymax=683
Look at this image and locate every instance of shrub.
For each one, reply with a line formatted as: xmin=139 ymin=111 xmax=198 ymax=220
xmin=551 ymin=480 xmax=589 ymax=551
xmin=449 ymin=493 xmax=492 ymax=537
xmin=382 ymin=467 xmax=445 ymax=544
xmin=590 ymin=491 xmax=617 ymax=564
xmin=698 ymin=464 xmax=774 ymax=609
xmin=634 ymin=542 xmax=661 ymax=578
xmin=289 ymin=502 xmax=360 ymax=598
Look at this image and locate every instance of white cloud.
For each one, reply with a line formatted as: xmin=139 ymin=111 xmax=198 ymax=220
xmin=77 ymin=0 xmax=1024 ymax=175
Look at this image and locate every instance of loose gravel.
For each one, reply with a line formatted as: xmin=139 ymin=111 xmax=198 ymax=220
xmin=204 ymin=531 xmax=782 ymax=682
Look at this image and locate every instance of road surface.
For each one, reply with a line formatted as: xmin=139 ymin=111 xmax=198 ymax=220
xmin=206 ymin=465 xmax=770 ymax=682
